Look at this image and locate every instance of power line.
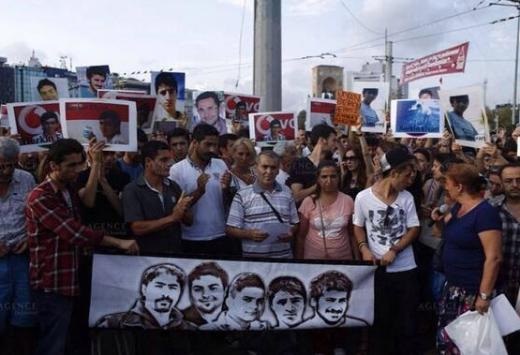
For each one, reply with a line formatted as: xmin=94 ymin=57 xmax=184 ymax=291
xmin=337 ymin=0 xmax=383 ymax=35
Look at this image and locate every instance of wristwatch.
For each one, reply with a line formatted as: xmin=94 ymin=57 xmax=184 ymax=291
xmin=479 ymin=292 xmax=490 ymax=301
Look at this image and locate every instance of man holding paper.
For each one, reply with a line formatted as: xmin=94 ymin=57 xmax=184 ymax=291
xmin=226 ymin=150 xmax=299 ymax=258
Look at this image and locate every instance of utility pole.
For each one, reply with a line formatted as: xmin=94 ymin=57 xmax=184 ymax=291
xmin=490 ymin=1 xmax=520 ymax=125
xmin=253 ymin=0 xmax=282 ymax=111
xmin=384 ymin=28 xmax=393 ymax=110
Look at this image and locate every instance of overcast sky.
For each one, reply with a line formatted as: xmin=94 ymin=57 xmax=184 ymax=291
xmin=0 ymin=0 xmax=517 ymax=111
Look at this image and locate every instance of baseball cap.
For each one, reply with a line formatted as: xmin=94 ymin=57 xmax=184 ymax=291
xmin=380 ymin=147 xmax=415 ymax=172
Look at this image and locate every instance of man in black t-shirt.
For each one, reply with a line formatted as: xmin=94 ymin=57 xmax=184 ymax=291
xmin=286 ymin=124 xmax=337 ymax=203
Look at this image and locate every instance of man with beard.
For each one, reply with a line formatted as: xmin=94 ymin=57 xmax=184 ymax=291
xmin=183 ymin=262 xmax=228 ymax=326
xmin=268 ymin=276 xmax=308 ymax=328
xmin=203 ymin=272 xmax=268 ymax=330
xmin=153 ymin=72 xmax=186 ymax=128
xmin=123 ymin=141 xmax=192 ymax=254
xmin=96 ymin=263 xmax=193 ymax=329
xmin=360 ymin=88 xmax=379 ymax=127
xmin=307 ymin=271 xmax=368 ymax=328
xmin=169 ymin=124 xmax=234 ymax=256
xmin=86 ymin=66 xmax=107 ymax=97
xmin=195 ymin=91 xmax=227 ymax=135
xmin=447 ymin=95 xmax=478 ymax=141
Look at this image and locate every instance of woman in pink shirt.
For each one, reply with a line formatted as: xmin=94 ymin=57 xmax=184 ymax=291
xmin=296 ymin=160 xmax=356 ymax=260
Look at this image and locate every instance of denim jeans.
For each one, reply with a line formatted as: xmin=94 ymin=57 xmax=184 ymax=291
xmin=0 ymin=253 xmax=36 ymax=332
xmin=33 ymin=290 xmax=74 ymax=355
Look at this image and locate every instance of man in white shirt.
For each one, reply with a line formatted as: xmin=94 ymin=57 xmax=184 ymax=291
xmin=353 ymin=147 xmax=420 ymax=355
xmin=169 ymin=124 xmax=235 ymax=256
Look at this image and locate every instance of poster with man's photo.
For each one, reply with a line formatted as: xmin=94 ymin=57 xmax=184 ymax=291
xmin=0 ymin=105 xmax=9 ymax=131
xmin=249 ymin=112 xmax=296 ymax=148
xmin=97 ymin=90 xmax=156 ymax=133
xmin=149 ymin=72 xmax=186 ymax=132
xmin=390 ymin=99 xmax=444 ymax=138
xmin=192 ymin=90 xmax=227 ymax=135
xmin=306 ymin=98 xmax=336 ymax=130
xmin=59 ymin=99 xmax=137 ymax=152
xmin=29 ymin=77 xmax=70 ymax=101
xmin=6 ymin=101 xmax=62 ymax=152
xmin=89 ymin=254 xmax=376 ymax=331
xmin=439 ymin=85 xmax=488 ymax=148
xmin=76 ymin=65 xmax=113 ymax=98
xmin=408 ymin=86 xmax=440 ymax=100
xmin=351 ymin=82 xmax=389 ymax=133
xmin=223 ymin=92 xmax=261 ymax=133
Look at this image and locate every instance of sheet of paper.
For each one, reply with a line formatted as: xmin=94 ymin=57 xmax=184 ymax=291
xmin=491 ymin=294 xmax=520 ymax=336
xmin=259 ymin=223 xmax=290 ymax=244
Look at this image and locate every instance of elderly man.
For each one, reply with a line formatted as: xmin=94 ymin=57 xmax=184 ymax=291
xmin=0 ymin=137 xmax=36 ymax=354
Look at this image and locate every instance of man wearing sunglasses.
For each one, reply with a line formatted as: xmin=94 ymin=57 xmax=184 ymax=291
xmin=353 ymin=147 xmax=420 ymax=355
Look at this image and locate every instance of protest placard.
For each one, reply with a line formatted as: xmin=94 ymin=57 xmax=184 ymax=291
xmin=306 ymin=98 xmax=336 ymax=130
xmin=249 ymin=112 xmax=296 ymax=148
xmin=333 ymin=91 xmax=361 ymax=126
xmin=391 ymin=99 xmax=443 ymax=138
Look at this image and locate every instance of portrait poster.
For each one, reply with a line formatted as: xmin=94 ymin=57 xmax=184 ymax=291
xmin=333 ymin=92 xmax=361 ymax=126
xmin=192 ymin=91 xmax=227 ymax=135
xmin=29 ymin=77 xmax=70 ymax=101
xmin=306 ymin=98 xmax=336 ymax=130
xmin=97 ymin=91 xmax=156 ymax=132
xmin=439 ymin=85 xmax=488 ymax=148
xmin=89 ymin=254 xmax=376 ymax=331
xmin=150 ymin=72 xmax=186 ymax=132
xmin=0 ymin=105 xmax=8 ymax=129
xmin=6 ymin=101 xmax=62 ymax=152
xmin=408 ymin=86 xmax=440 ymax=100
xmin=223 ymin=92 xmax=261 ymax=131
xmin=76 ymin=65 xmax=113 ymax=98
xmin=351 ymin=82 xmax=389 ymax=133
xmin=59 ymin=99 xmax=137 ymax=152
xmin=390 ymin=99 xmax=443 ymax=138
xmin=249 ymin=112 xmax=296 ymax=148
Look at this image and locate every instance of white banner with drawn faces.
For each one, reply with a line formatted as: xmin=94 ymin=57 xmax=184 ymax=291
xmin=351 ymin=81 xmax=389 ymax=133
xmin=90 ymin=254 xmax=375 ymax=331
xmin=439 ymin=85 xmax=488 ymax=148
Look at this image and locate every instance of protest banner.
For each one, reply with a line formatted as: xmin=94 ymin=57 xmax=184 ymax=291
xmin=59 ymin=99 xmax=137 ymax=152
xmin=391 ymin=99 xmax=443 ymax=138
xmin=76 ymin=65 xmax=113 ymax=98
xmin=30 ymin=77 xmax=69 ymax=101
xmin=333 ymin=91 xmax=361 ymax=126
xmin=401 ymin=42 xmax=469 ymax=84
xmin=150 ymin=72 xmax=186 ymax=131
xmin=224 ymin=92 xmax=261 ymax=132
xmin=351 ymin=82 xmax=388 ymax=133
xmin=98 ymin=91 xmax=156 ymax=133
xmin=306 ymin=98 xmax=336 ymax=130
xmin=6 ymin=101 xmax=62 ymax=152
xmin=192 ymin=91 xmax=227 ymax=135
xmin=249 ymin=112 xmax=296 ymax=148
xmin=439 ymin=85 xmax=488 ymax=148
xmin=89 ymin=254 xmax=375 ymax=331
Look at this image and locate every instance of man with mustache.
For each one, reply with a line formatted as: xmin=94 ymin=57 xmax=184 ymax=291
xmin=307 ymin=271 xmax=368 ymax=328
xmin=195 ymin=91 xmax=227 ymax=135
xmin=183 ymin=262 xmax=228 ymax=326
xmin=268 ymin=276 xmax=308 ymax=328
xmin=169 ymin=124 xmax=234 ymax=257
xmin=96 ymin=263 xmax=193 ymax=329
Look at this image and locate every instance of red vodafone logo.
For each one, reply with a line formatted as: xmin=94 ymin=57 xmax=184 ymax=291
xmin=17 ymin=105 xmax=47 ymax=135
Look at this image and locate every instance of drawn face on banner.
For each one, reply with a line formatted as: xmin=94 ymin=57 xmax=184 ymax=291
xmin=190 ymin=275 xmax=226 ymax=314
xmin=196 ymin=96 xmax=220 ymax=125
xmin=227 ymin=286 xmax=265 ymax=322
xmin=314 ymin=288 xmax=349 ymax=325
xmin=270 ymin=290 xmax=305 ymax=327
xmin=142 ymin=272 xmax=182 ymax=313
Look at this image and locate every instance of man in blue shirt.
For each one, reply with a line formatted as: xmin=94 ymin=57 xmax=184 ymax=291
xmin=447 ymin=95 xmax=478 ymax=141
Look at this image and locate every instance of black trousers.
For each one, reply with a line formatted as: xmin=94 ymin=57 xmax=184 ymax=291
xmin=371 ymin=267 xmax=419 ymax=355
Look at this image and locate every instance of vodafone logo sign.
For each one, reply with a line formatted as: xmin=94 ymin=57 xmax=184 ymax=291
xmin=17 ymin=105 xmax=47 ymax=135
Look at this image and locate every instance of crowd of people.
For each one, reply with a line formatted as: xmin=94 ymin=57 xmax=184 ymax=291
xmin=0 ymin=120 xmax=519 ymax=355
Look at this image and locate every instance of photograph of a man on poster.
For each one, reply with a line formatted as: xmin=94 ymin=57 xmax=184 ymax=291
xmin=76 ymin=65 xmax=112 ymax=98
xmin=151 ymin=72 xmax=187 ymax=129
xmin=193 ymin=91 xmax=227 ymax=135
